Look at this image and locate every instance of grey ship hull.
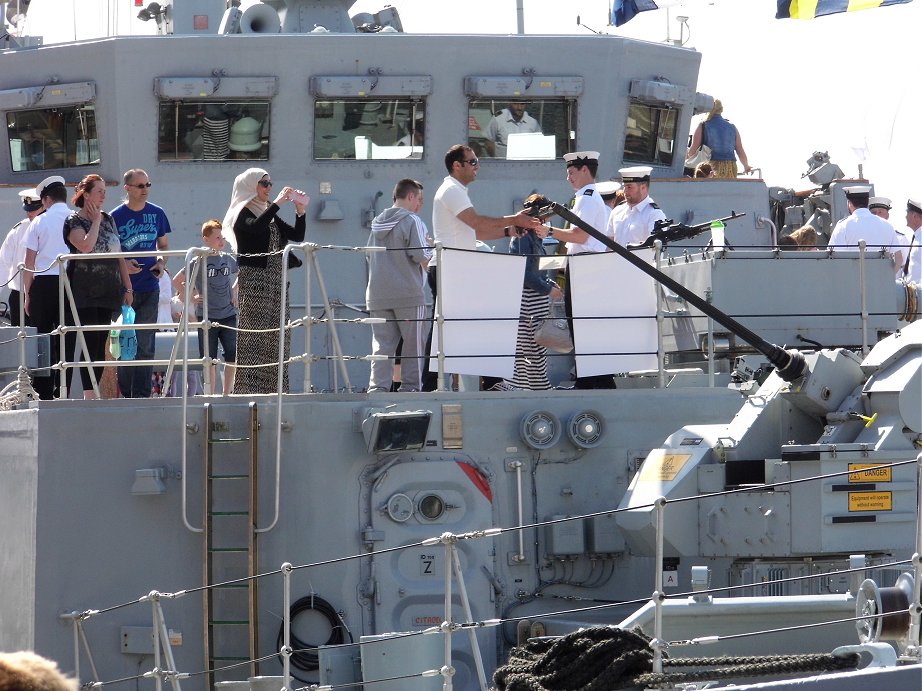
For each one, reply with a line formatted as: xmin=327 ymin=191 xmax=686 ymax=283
xmin=2 ymin=5 xmax=922 ymax=689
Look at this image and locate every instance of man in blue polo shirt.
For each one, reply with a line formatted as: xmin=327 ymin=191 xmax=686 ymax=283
xmin=111 ymin=168 xmax=171 ymax=398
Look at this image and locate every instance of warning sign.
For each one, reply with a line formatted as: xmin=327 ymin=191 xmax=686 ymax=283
xmin=848 ymin=491 xmax=892 ymax=512
xmin=638 ymin=451 xmax=692 ymax=483
xmin=847 ymin=463 xmax=891 ymax=483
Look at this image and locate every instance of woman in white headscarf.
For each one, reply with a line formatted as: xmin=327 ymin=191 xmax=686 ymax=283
xmin=223 ymin=167 xmax=308 ymax=393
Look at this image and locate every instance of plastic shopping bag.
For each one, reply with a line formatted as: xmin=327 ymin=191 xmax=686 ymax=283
xmin=118 ymin=305 xmax=137 ymax=361
xmin=109 ymin=316 xmax=121 ymax=359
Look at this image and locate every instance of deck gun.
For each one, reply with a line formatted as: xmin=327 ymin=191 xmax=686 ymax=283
xmin=628 ymin=211 xmax=746 ymax=250
xmin=522 ymin=195 xmax=807 ymax=382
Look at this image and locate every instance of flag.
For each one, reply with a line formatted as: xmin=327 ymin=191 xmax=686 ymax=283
xmin=776 ymin=0 xmax=913 ymax=20
xmin=612 ymin=0 xmax=686 ymax=27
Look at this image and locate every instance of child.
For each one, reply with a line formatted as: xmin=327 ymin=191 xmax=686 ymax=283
xmin=173 ymin=219 xmax=238 ymax=395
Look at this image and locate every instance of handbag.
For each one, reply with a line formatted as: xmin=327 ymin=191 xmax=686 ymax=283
xmin=685 ymin=144 xmax=711 ymax=169
xmin=534 ymin=301 xmax=573 ymax=353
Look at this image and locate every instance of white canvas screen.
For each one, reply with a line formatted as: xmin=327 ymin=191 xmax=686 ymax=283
xmin=429 ymin=249 xmax=524 ymax=378
xmin=506 ymin=132 xmax=556 ymax=160
xmin=569 ymin=250 xmax=657 ymax=376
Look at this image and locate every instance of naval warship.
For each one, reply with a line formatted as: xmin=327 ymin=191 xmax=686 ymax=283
xmin=1 ymin=1 xmax=921 ymax=689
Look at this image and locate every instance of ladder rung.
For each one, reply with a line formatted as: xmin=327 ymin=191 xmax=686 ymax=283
xmin=209 ymin=547 xmax=249 ymax=553
xmin=209 ymin=437 xmax=251 ymax=444
xmin=209 ymin=511 xmax=249 ymax=516
xmin=208 ymin=474 xmax=250 ymax=480
xmin=209 ymin=620 xmax=250 ymax=625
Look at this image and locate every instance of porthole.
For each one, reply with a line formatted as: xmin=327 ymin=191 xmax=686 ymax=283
xmin=417 ymin=494 xmax=445 ymax=520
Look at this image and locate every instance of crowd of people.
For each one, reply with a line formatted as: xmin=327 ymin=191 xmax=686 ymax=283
xmin=2 ymin=140 xmax=919 ymax=398
xmin=0 ymin=167 xmax=307 ymax=400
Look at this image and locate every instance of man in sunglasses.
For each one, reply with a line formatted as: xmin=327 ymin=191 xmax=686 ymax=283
xmin=422 ymin=144 xmax=542 ymax=391
xmin=111 ymin=168 xmax=172 ymax=397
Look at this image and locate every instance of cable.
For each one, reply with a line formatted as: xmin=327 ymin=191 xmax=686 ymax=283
xmin=276 ymin=594 xmax=351 ymax=681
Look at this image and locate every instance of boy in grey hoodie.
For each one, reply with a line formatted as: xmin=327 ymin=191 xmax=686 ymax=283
xmin=366 ymin=179 xmax=432 ymax=392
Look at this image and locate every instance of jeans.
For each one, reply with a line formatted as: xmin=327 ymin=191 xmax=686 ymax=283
xmin=118 ymin=288 xmax=158 ymax=398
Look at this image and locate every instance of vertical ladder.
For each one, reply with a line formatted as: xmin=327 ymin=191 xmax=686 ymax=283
xmin=203 ymin=401 xmax=260 ymax=686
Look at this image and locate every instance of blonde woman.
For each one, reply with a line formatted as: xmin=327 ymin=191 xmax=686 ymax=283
xmin=687 ymin=99 xmax=752 ymax=179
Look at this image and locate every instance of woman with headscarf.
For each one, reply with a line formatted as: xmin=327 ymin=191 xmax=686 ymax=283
xmin=222 ymin=168 xmax=308 ymax=394
xmin=686 ymin=99 xmax=753 ymax=179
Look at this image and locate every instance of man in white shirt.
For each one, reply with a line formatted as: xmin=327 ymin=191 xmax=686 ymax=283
xmin=0 ymin=188 xmax=42 ymax=326
xmin=23 ymin=176 xmax=71 ymax=399
xmin=422 ymin=144 xmax=542 ymax=391
xmin=485 ymin=102 xmax=541 ymax=159
xmin=606 ymin=166 xmax=668 ymax=247
xmin=903 ymin=198 xmax=922 ymax=284
xmin=829 ymin=186 xmax=903 ymax=275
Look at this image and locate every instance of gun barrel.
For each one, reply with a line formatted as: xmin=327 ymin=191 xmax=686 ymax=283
xmin=549 ymin=203 xmax=806 ymax=382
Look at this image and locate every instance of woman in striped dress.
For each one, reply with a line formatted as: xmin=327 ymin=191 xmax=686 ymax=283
xmin=494 ymin=228 xmax=562 ymax=391
xmin=222 ymin=168 xmax=308 ymax=394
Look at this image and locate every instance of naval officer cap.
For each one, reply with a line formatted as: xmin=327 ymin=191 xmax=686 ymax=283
xmin=18 ymin=188 xmax=42 ymax=212
xmin=595 ymin=180 xmax=621 ymax=198
xmin=908 ymin=199 xmax=922 ymax=215
xmin=36 ymin=175 xmax=66 ymax=199
xmin=842 ymin=185 xmax=871 ymax=204
xmin=868 ymin=196 xmax=891 ymax=211
xmin=619 ymin=166 xmax=653 ymax=183
xmin=563 ymin=151 xmax=600 ymax=167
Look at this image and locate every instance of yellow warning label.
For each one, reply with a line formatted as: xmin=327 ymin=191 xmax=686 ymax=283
xmin=638 ymin=451 xmax=692 ymax=482
xmin=847 ymin=463 xmax=891 ymax=483
xmin=848 ymin=491 xmax=892 ymax=512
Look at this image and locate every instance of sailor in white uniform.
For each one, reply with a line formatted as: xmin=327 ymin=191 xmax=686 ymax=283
xmin=544 ymin=151 xmax=614 ymax=389
xmin=546 ymin=151 xmax=609 ymax=252
xmin=903 ymin=198 xmax=922 ymax=284
xmin=606 ymin=166 xmax=667 ymax=246
xmin=829 ymin=186 xmax=904 ymax=274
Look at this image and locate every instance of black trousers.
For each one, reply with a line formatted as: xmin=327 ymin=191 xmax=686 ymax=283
xmin=7 ymin=289 xmax=22 ymax=326
xmin=65 ymin=304 xmax=116 ymax=395
xmin=421 ymin=267 xmax=439 ymax=392
xmin=28 ymin=275 xmax=61 ymax=399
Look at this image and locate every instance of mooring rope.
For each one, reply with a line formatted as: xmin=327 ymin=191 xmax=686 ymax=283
xmin=493 ymin=626 xmax=861 ymax=690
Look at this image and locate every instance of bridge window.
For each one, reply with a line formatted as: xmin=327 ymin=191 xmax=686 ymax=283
xmin=313 ymin=99 xmax=425 ymax=160
xmin=468 ymin=99 xmax=575 ymax=160
xmin=157 ymin=101 xmax=271 ymax=162
xmin=623 ymin=101 xmax=677 ymax=166
xmin=7 ymin=104 xmax=99 ymax=172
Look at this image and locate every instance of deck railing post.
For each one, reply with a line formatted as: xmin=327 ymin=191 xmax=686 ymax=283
xmin=654 ymin=240 xmax=665 ymax=388
xmin=281 ymin=563 xmax=293 ymax=690
xmin=651 ymin=496 xmax=667 ymax=674
xmin=910 ymin=454 xmax=922 ymax=651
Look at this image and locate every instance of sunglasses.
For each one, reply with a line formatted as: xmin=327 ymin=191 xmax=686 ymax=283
xmin=257 ymin=180 xmax=273 ymax=188
xmin=462 ymin=158 xmax=480 ymax=167
xmin=129 ymin=182 xmax=152 ymax=189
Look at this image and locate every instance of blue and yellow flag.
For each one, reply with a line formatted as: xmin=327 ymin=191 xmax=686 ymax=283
xmin=777 ymin=0 xmax=913 ymax=20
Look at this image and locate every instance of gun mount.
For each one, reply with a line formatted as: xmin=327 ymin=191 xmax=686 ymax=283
xmin=629 ymin=211 xmax=746 ymax=250
xmin=542 ymin=198 xmax=807 ymax=382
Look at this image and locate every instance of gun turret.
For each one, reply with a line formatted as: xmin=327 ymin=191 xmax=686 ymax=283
xmin=628 ymin=212 xmax=746 ymax=250
xmin=538 ymin=198 xmax=807 ymax=383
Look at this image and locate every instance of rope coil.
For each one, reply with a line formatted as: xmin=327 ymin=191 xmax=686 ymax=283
xmin=493 ymin=626 xmax=861 ymax=690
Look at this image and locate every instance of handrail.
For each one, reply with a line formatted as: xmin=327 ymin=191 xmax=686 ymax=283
xmin=4 ymin=243 xmax=918 ymax=406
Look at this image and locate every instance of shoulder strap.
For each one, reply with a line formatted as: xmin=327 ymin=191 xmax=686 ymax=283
xmin=904 ymin=233 xmax=916 ymax=276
